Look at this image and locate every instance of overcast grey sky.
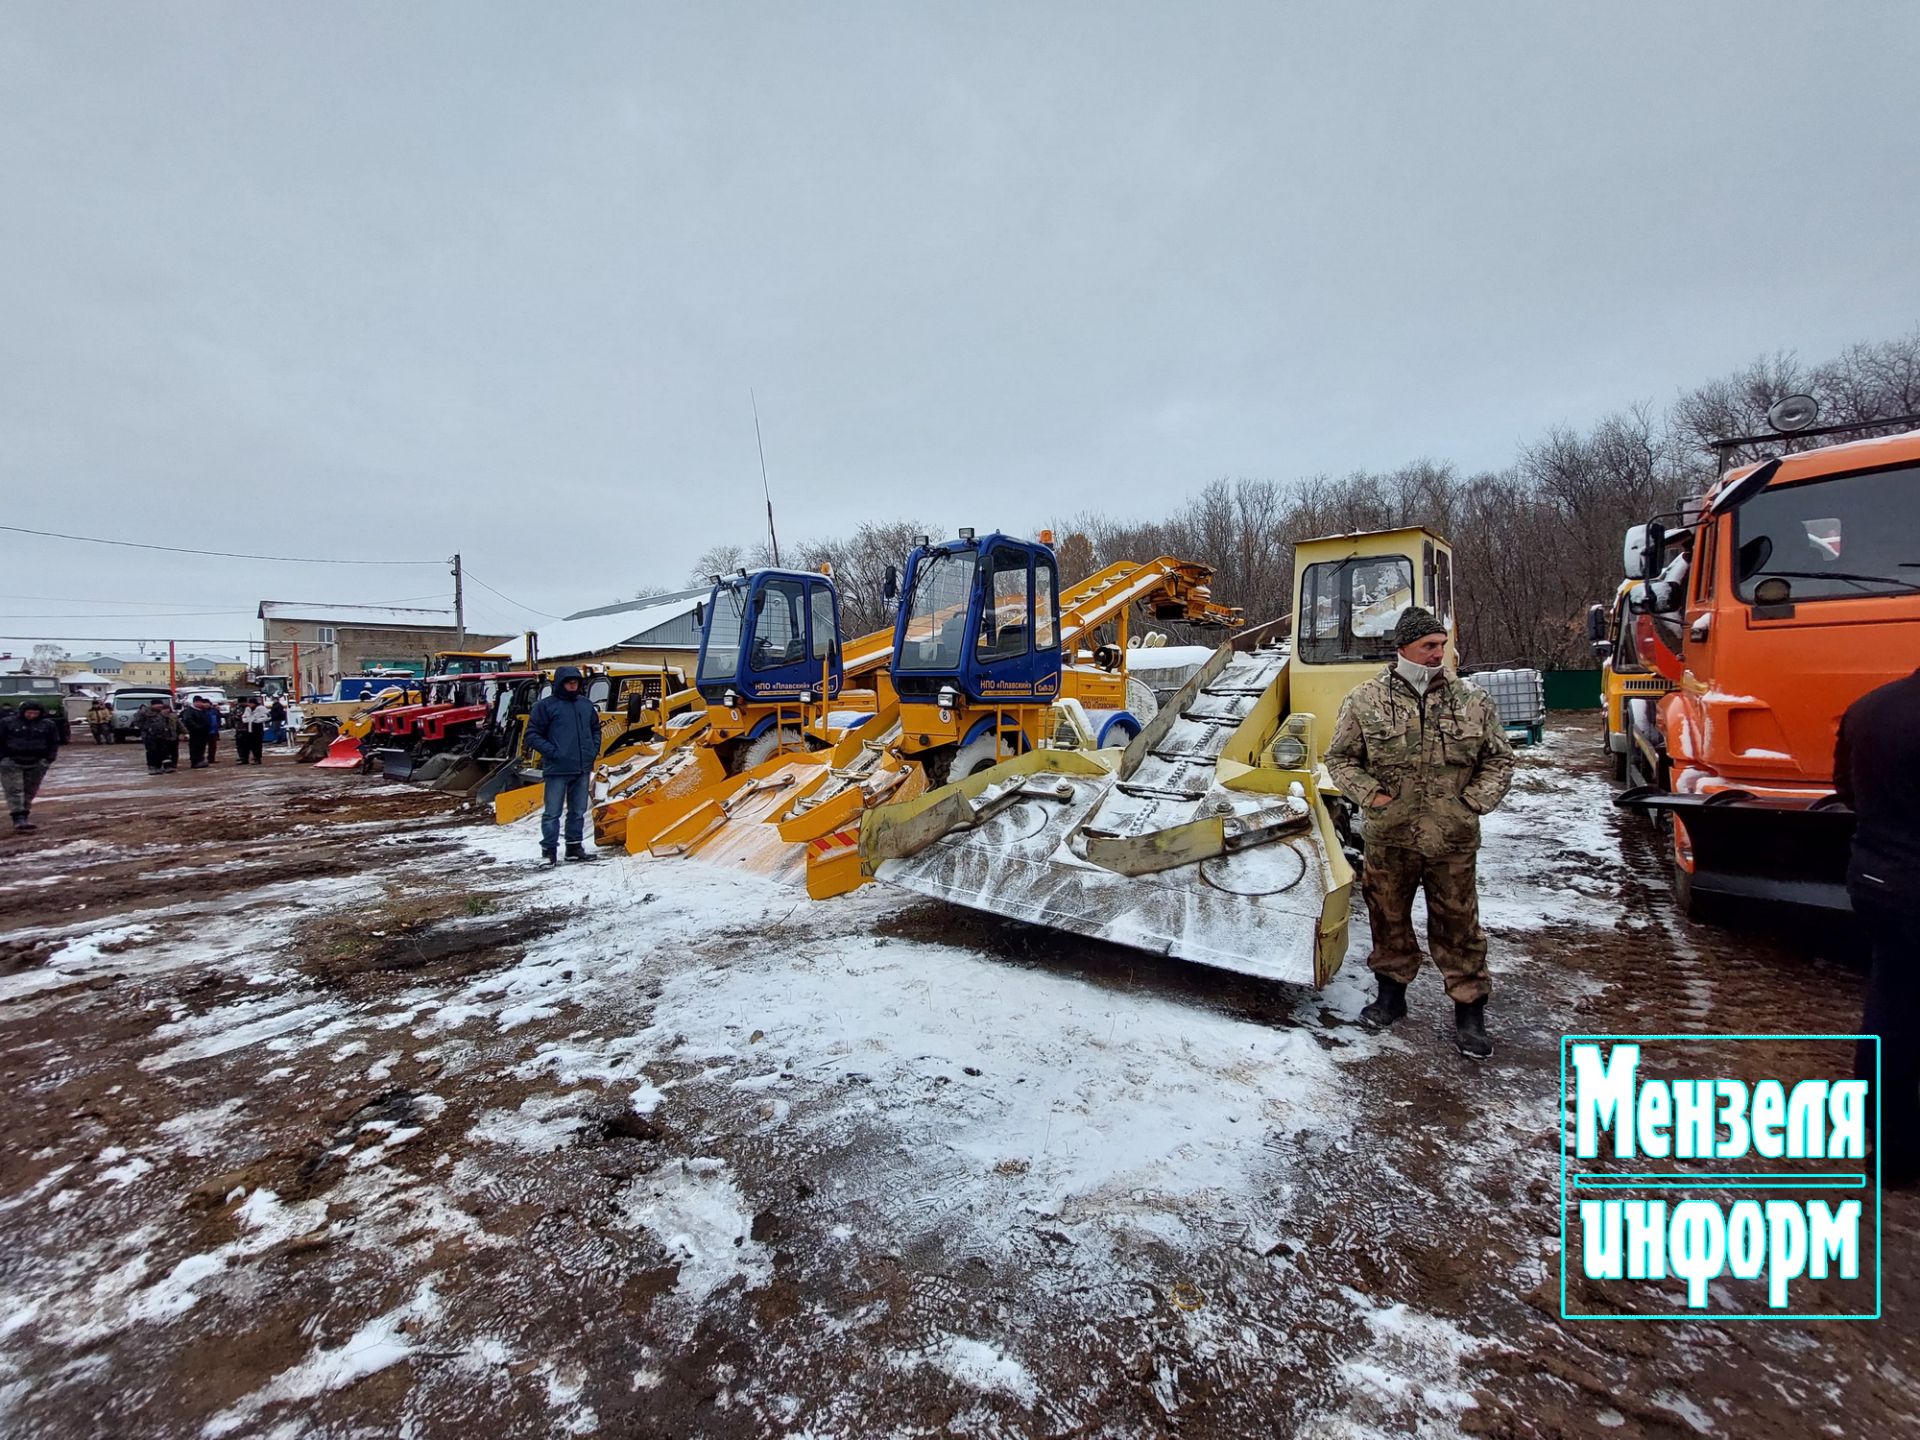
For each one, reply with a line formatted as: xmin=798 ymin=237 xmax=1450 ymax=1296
xmin=4 ymin=1 xmax=1917 ymax=657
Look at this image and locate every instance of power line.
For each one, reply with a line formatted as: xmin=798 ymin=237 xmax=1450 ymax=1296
xmin=0 ymin=610 xmax=260 ymax=620
xmin=460 ymin=568 xmax=567 ymax=621
xmin=0 ymin=523 xmax=442 ymax=565
xmin=0 ymin=634 xmax=264 ymax=644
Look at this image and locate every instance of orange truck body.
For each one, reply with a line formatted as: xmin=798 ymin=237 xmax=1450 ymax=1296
xmin=1623 ymin=428 xmax=1920 ymax=913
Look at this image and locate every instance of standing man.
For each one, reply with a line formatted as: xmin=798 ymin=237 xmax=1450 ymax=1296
xmin=0 ymin=698 xmax=62 ymax=834
xmin=525 ymin=665 xmax=602 ymax=865
xmin=1835 ymin=667 xmax=1920 ymax=1185
xmin=179 ymin=696 xmax=215 ymax=768
xmin=1326 ymin=607 xmax=1515 ymax=1058
xmin=139 ymin=699 xmax=183 ymax=774
xmin=266 ymin=696 xmax=288 ymax=744
xmin=234 ymin=697 xmax=268 ymax=765
xmin=204 ymin=698 xmax=223 ymax=764
xmin=87 ymin=697 xmax=113 ymax=743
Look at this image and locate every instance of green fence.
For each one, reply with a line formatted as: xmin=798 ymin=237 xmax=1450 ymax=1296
xmin=1543 ymin=669 xmax=1602 ymax=711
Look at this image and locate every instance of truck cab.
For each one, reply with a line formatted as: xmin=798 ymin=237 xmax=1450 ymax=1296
xmin=1619 ymin=428 xmax=1920 ymax=913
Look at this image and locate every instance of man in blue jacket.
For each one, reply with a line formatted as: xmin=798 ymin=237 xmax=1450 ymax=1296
xmin=525 ymin=665 xmax=603 ymax=865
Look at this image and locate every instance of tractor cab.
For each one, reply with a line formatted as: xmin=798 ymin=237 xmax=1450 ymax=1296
xmin=892 ymin=531 xmax=1062 ymax=707
xmin=431 ymin=652 xmax=511 ymax=677
xmin=693 ymin=569 xmax=847 ymax=757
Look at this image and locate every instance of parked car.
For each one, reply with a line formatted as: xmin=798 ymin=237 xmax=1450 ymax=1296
xmin=110 ymin=687 xmax=175 ymax=741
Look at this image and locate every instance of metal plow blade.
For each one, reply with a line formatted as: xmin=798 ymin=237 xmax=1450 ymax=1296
xmin=313 ymin=732 xmax=364 ymax=768
xmin=865 ymin=647 xmax=1350 ymax=989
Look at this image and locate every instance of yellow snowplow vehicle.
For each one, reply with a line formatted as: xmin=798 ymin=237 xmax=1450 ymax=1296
xmin=861 ymin=525 xmax=1455 ymax=989
xmin=618 ymin=537 xmax=1244 ymax=898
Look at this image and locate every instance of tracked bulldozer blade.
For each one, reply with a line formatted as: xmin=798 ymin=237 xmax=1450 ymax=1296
xmin=863 ymin=647 xmax=1353 ymax=988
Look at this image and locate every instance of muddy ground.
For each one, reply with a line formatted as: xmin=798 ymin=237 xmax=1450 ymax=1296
xmin=0 ymin=721 xmax=1912 ymax=1439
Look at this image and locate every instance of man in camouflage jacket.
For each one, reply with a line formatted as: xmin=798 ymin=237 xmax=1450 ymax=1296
xmin=1325 ymin=606 xmax=1514 ymax=1058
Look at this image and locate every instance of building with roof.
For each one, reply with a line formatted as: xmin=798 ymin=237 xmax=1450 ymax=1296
xmin=482 ymin=587 xmax=707 ymax=673
xmin=258 ymin=602 xmax=509 ymax=698
xmin=54 ymin=652 xmax=248 ymax=687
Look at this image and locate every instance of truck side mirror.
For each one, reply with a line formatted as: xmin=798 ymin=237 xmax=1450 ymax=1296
xmin=1622 ymin=522 xmax=1665 ymax=580
xmin=1585 ymin=603 xmax=1607 ymax=643
xmin=883 ymin=565 xmax=899 ymax=604
xmin=693 ymin=602 xmax=704 ymax=627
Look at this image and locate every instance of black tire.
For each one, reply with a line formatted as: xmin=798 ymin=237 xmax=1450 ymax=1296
xmin=114 ymin=732 xmax=126 ymax=745
xmin=1672 ymin=856 xmax=1696 ymax=919
xmin=1610 ymin=748 xmax=1627 ymax=783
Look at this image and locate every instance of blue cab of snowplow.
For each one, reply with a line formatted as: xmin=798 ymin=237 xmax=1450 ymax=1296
xmin=694 ymin=569 xmax=845 ymax=708
xmin=889 ymin=531 xmax=1064 ymax=704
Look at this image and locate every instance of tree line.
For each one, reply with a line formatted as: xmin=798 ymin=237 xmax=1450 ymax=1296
xmin=686 ymin=326 xmax=1919 ymax=668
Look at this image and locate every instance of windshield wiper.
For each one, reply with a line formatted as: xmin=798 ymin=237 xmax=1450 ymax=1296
xmin=1751 ymin=570 xmax=1920 ymax=592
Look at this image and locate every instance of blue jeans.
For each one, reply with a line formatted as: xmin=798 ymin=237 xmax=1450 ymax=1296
xmin=541 ymin=771 xmax=592 ymax=852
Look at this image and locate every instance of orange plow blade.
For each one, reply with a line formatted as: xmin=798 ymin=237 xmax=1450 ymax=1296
xmin=314 ymin=732 xmax=367 ymax=769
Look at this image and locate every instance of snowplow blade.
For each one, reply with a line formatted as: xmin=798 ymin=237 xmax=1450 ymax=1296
xmin=492 ymin=779 xmax=546 ymax=826
xmin=376 ymin=748 xmax=424 ymax=783
xmin=862 ymin=646 xmax=1353 ymax=988
xmin=1617 ymin=787 xmax=1855 ymax=912
xmin=313 ymin=732 xmax=365 ymax=768
xmin=424 ymin=754 xmax=497 ymax=795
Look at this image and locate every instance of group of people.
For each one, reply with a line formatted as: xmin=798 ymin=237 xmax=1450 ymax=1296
xmin=133 ymin=695 xmax=284 ymax=774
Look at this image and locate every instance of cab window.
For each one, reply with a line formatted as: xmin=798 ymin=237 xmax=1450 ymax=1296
xmin=810 ymin=587 xmax=836 ymax=661
xmin=977 ymin=548 xmax=1031 ymax=660
xmin=750 ymin=578 xmax=807 ymax=671
xmin=1034 ymin=558 xmax=1059 ymax=651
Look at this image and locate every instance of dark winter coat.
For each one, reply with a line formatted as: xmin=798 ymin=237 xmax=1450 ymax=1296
xmin=0 ymin=709 xmax=62 ymax=765
xmin=525 ymin=666 xmax=603 ymax=777
xmin=179 ymin=703 xmax=214 ymax=738
xmin=138 ymin=708 xmax=183 ymax=743
xmin=1835 ymin=668 xmax=1920 ymax=916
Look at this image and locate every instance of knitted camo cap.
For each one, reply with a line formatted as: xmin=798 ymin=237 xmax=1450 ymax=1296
xmin=1392 ymin=606 xmax=1447 ymax=649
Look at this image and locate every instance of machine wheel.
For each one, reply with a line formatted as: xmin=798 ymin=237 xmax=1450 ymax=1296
xmin=949 ymin=733 xmax=1008 ymax=781
xmin=737 ymin=727 xmax=804 ymax=771
xmin=114 ymin=732 xmax=126 ymax=745
xmin=1610 ymin=748 xmax=1627 ymax=783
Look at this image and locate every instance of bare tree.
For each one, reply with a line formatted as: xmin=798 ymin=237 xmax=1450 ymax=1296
xmin=26 ymin=644 xmax=68 ymax=677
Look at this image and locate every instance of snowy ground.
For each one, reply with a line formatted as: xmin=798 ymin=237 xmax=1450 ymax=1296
xmin=0 ymin=725 xmax=1914 ymax=1438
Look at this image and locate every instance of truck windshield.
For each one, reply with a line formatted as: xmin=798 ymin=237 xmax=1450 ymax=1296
xmin=1296 ymin=556 xmax=1415 ymax=663
xmin=897 ymin=548 xmax=978 ymax=672
xmin=1733 ymin=462 xmax=1919 ymax=601
xmin=698 ymin=584 xmax=748 ymax=683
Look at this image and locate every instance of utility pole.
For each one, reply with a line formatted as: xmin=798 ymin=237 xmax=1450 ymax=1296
xmin=452 ymin=552 xmax=466 ymax=648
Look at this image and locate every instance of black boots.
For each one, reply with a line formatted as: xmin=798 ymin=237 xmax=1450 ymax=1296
xmin=1454 ymin=999 xmax=1492 ymax=1060
xmin=542 ymin=847 xmax=558 ymax=867
xmin=565 ymin=844 xmax=599 ymax=863
xmin=1360 ymin=977 xmax=1409 ymax=1030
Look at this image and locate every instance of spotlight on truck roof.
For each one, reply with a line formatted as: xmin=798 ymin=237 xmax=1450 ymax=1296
xmin=1766 ymin=394 xmax=1820 ymax=434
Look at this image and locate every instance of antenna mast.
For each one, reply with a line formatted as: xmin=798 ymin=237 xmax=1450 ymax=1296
xmin=752 ymin=389 xmax=781 ymax=567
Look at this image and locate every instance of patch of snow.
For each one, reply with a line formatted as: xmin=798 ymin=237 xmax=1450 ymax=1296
xmin=202 ymin=1281 xmax=440 ymax=1436
xmin=615 ymin=1158 xmax=771 ymax=1304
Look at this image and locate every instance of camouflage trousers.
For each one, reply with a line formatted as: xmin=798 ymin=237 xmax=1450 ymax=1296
xmin=1360 ymin=842 xmax=1491 ymax=1004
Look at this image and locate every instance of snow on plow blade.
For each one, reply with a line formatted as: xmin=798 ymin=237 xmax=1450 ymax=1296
xmin=1616 ymin=786 xmax=1855 ymax=912
xmin=862 ymin=647 xmax=1354 ymax=988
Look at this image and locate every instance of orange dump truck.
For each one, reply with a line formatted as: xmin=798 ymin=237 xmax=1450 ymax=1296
xmin=1617 ymin=425 xmax=1920 ymax=915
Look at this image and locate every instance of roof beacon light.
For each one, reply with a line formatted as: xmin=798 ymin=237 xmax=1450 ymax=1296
xmin=1766 ymin=394 xmax=1820 ymax=434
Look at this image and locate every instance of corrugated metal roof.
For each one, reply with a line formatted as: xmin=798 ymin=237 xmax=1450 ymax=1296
xmin=484 ymin=591 xmax=706 ymax=663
